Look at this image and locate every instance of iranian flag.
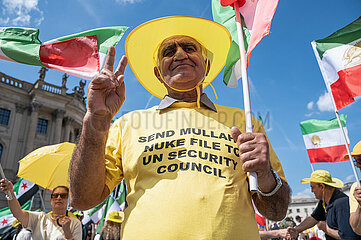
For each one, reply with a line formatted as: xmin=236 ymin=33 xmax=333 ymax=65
xmin=312 ymin=17 xmax=361 ymax=110
xmin=300 ymin=115 xmax=349 ymax=163
xmin=0 ymin=26 xmax=128 ymax=80
xmin=0 ymin=178 xmax=38 ymax=230
xmin=212 ymin=0 xmax=278 ymax=87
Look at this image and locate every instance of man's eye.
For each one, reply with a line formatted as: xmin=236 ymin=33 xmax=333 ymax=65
xmin=184 ymin=47 xmax=196 ymax=52
xmin=164 ymin=50 xmax=175 ymax=57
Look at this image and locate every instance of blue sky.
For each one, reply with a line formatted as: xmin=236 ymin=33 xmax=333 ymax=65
xmin=1 ymin=0 xmax=361 ymax=198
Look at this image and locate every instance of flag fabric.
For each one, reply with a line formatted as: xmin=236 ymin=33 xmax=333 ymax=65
xmin=311 ymin=17 xmax=361 ymax=110
xmin=300 ymin=115 xmax=349 ymax=163
xmin=212 ymin=0 xmax=278 ymax=87
xmin=0 ymin=26 xmax=128 ymax=80
xmin=83 ymin=179 xmax=126 ymax=232
xmin=0 ymin=178 xmax=38 ymax=230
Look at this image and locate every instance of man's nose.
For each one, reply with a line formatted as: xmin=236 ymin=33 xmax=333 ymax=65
xmin=174 ymin=46 xmax=188 ymax=60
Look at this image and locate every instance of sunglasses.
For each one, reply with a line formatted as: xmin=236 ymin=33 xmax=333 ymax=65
xmin=51 ymin=193 xmax=68 ymax=199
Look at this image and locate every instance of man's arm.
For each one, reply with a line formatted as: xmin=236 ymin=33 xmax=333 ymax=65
xmin=259 ymin=228 xmax=294 ymax=240
xmin=69 ymin=47 xmax=127 ymax=210
xmin=317 ymin=221 xmax=341 ymax=239
xmin=231 ymin=127 xmax=290 ymax=221
xmin=350 ymin=186 xmax=361 ymax=235
xmin=293 ymin=216 xmax=318 ymax=235
xmin=0 ymin=179 xmax=29 ymax=227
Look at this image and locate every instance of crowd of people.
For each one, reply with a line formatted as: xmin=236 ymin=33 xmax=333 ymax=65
xmin=0 ymin=16 xmax=360 ymax=240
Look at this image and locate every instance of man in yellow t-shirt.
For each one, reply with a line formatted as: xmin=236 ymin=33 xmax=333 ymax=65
xmin=69 ymin=16 xmax=290 ymax=239
xmin=345 ymin=140 xmax=361 ymax=235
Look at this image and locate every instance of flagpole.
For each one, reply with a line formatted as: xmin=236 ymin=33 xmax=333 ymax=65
xmin=335 ymin=111 xmax=360 ymax=187
xmin=234 ymin=1 xmax=257 ymax=192
xmin=310 ymin=163 xmax=314 ymax=172
xmin=0 ymin=164 xmax=12 ymax=200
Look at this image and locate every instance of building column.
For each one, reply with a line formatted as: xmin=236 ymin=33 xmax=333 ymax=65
xmin=52 ymin=109 xmax=65 ymax=144
xmin=64 ymin=117 xmax=74 ymax=142
xmin=5 ymin=103 xmax=27 ymax=179
xmin=25 ymin=102 xmax=42 ymax=154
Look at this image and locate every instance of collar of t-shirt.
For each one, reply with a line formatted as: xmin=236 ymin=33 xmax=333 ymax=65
xmin=157 ymin=93 xmax=217 ymax=112
xmin=326 ymin=189 xmax=347 ymax=209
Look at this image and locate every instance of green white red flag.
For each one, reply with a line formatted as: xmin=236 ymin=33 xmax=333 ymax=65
xmin=82 ymin=180 xmax=126 ymax=233
xmin=311 ymin=17 xmax=361 ymax=110
xmin=300 ymin=115 xmax=349 ymax=163
xmin=211 ymin=0 xmax=278 ymax=87
xmin=0 ymin=178 xmax=38 ymax=230
xmin=0 ymin=26 xmax=128 ymax=80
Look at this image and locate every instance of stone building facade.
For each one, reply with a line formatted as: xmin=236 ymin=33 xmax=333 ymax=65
xmin=0 ymin=69 xmax=86 ymax=209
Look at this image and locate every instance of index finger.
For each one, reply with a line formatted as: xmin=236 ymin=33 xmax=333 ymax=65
xmin=103 ymin=46 xmax=116 ymax=72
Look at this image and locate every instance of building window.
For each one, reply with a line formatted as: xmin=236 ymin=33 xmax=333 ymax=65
xmin=0 ymin=144 xmax=3 ymax=160
xmin=36 ymin=119 xmax=48 ymax=134
xmin=296 ymin=208 xmax=300 ymax=213
xmin=0 ymin=108 xmax=10 ymax=126
xmin=288 ymin=209 xmax=292 ymax=214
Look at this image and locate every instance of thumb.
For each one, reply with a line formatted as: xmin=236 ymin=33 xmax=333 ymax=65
xmin=231 ymin=126 xmax=242 ymax=143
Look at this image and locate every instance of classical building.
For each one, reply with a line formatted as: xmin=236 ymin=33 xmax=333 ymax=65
xmin=0 ymin=69 xmax=86 ymax=209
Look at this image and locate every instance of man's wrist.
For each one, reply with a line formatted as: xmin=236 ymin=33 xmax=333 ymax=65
xmin=84 ymin=112 xmax=111 ymax=133
xmin=257 ymin=169 xmax=282 ymax=197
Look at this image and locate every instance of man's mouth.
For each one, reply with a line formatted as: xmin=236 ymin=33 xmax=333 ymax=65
xmin=171 ymin=63 xmax=194 ymax=70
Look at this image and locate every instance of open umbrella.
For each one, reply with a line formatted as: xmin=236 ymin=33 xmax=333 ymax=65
xmin=17 ymin=142 xmax=76 ymax=189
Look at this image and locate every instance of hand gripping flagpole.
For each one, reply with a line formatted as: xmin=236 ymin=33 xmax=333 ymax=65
xmin=234 ymin=1 xmax=258 ymax=192
xmin=0 ymin=164 xmax=13 ymax=200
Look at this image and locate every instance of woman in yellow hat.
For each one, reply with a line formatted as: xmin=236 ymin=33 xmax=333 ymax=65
xmin=96 ymin=211 xmax=124 ymax=240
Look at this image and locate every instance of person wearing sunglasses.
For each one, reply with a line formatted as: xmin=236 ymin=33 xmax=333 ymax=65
xmin=0 ymin=179 xmax=82 ymax=240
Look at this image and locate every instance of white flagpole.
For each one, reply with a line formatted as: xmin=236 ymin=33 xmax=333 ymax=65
xmin=335 ymin=111 xmax=360 ymax=187
xmin=310 ymin=163 xmax=315 ymax=172
xmin=311 ymin=40 xmax=360 ymax=187
xmin=0 ymin=164 xmax=13 ymax=200
xmin=234 ymin=1 xmax=258 ymax=192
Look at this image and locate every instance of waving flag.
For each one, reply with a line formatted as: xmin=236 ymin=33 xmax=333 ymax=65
xmin=212 ymin=0 xmax=278 ymax=87
xmin=0 ymin=26 xmax=128 ymax=80
xmin=311 ymin=17 xmax=361 ymax=110
xmin=83 ymin=179 xmax=126 ymax=232
xmin=300 ymin=115 xmax=349 ymax=163
xmin=0 ymin=178 xmax=38 ymax=230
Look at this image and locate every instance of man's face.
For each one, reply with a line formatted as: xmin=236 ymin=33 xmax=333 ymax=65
xmin=354 ymin=155 xmax=361 ymax=169
xmin=155 ymin=35 xmax=208 ymax=91
xmin=310 ymin=182 xmax=323 ymax=200
xmin=50 ymin=187 xmax=68 ymax=211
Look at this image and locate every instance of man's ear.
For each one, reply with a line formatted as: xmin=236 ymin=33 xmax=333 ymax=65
xmin=154 ymin=66 xmax=163 ymax=83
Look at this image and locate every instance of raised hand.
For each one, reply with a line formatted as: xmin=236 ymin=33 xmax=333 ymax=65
xmin=0 ymin=178 xmax=14 ymax=195
xmin=230 ymin=127 xmax=271 ymax=182
xmin=87 ymin=46 xmax=127 ymax=121
xmin=354 ymin=186 xmax=361 ymax=206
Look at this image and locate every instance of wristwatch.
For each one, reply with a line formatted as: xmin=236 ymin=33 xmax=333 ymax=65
xmin=257 ymin=169 xmax=282 ymax=197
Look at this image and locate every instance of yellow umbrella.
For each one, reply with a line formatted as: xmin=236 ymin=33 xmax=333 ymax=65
xmin=17 ymin=142 xmax=76 ymax=189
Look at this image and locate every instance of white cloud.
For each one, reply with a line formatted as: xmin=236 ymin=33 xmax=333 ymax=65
xmin=294 ymin=188 xmax=313 ymax=198
xmin=307 ymin=101 xmax=314 ymax=110
xmin=316 ymin=92 xmax=333 ymax=112
xmin=115 ymin=0 xmax=143 ymax=4
xmin=345 ymin=174 xmax=355 ymax=183
xmin=0 ymin=0 xmax=43 ymax=26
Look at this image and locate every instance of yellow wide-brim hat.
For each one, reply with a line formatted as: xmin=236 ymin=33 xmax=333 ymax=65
xmin=344 ymin=140 xmax=361 ymax=159
xmin=106 ymin=211 xmax=124 ymax=223
xmin=301 ymin=170 xmax=344 ymax=188
xmin=125 ymin=16 xmax=232 ymax=99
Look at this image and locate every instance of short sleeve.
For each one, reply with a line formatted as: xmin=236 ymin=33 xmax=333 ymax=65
xmin=349 ymin=182 xmax=359 ymax=213
xmin=253 ymin=117 xmax=286 ymax=182
xmin=71 ymin=218 xmax=83 ymax=240
xmin=104 ymin=119 xmax=124 ymax=193
xmin=25 ymin=211 xmax=42 ymax=231
xmin=311 ymin=201 xmax=326 ymax=221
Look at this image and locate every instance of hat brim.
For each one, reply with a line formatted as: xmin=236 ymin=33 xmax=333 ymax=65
xmin=125 ymin=16 xmax=232 ymax=99
xmin=301 ymin=177 xmax=344 ymax=188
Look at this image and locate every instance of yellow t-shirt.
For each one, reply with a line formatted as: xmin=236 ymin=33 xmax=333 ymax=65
xmin=105 ymin=103 xmax=286 ymax=240
xmin=350 ymin=182 xmax=360 ymax=213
